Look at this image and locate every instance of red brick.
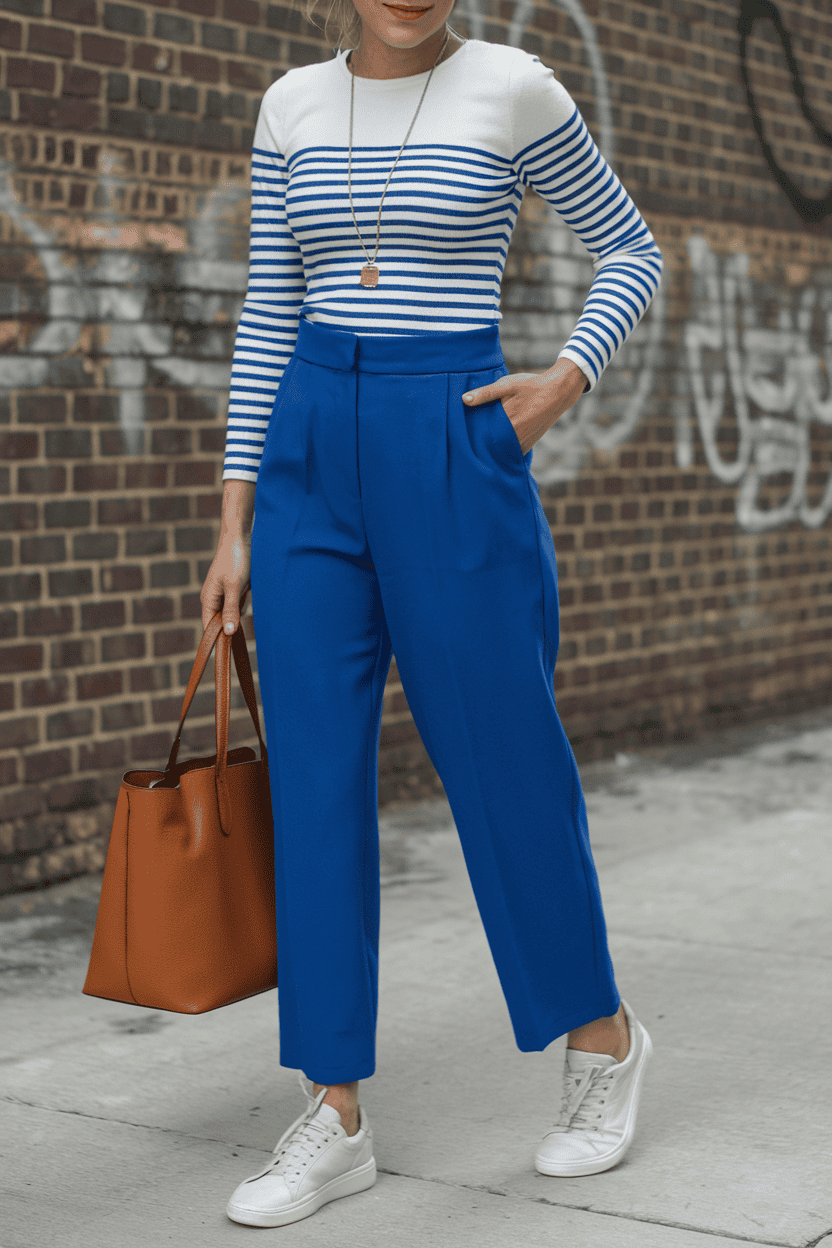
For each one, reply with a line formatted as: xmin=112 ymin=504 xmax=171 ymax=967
xmin=19 ymin=94 xmax=99 ymax=128
xmin=62 ymin=63 xmax=100 ymax=95
xmin=76 ymin=671 xmax=123 ymax=699
xmin=24 ymin=607 xmax=74 ymax=637
xmin=101 ymin=702 xmax=144 ymax=731
xmin=129 ymin=662 xmax=171 ymax=692
xmin=153 ymin=627 xmax=194 ymax=657
xmin=0 ymin=717 xmax=39 ymax=750
xmin=50 ymin=639 xmax=94 ymax=668
xmin=0 ymin=433 xmax=38 ymax=459
xmin=81 ymin=31 xmax=126 ymax=64
xmin=6 ymin=57 xmax=56 ymax=90
xmin=78 ymin=738 xmax=126 ymax=771
xmin=181 ymin=722 xmax=216 ymax=752
xmin=0 ymin=17 xmax=22 ymax=48
xmin=150 ymin=693 xmax=180 ymax=723
xmin=81 ymin=601 xmax=126 ymax=630
xmin=180 ymin=50 xmax=219 ymax=79
xmin=130 ymin=731 xmax=170 ymax=761
xmin=132 ymin=41 xmax=169 ymax=70
xmin=74 ymin=394 xmax=118 ymax=422
xmin=21 ymin=676 xmax=69 ymax=707
xmin=125 ymin=463 xmax=167 ymax=488
xmin=73 ymin=464 xmax=118 ymax=491
xmin=52 ymin=0 xmax=97 ymax=23
xmin=196 ymin=493 xmax=222 ymax=518
xmin=28 ymin=22 xmax=75 ymax=56
xmin=174 ymin=462 xmax=215 ymax=486
xmin=0 ymin=786 xmax=43 ymax=820
xmin=133 ymin=596 xmax=174 ymax=624
xmin=100 ymin=566 xmax=143 ymax=593
xmin=18 ymin=466 xmax=66 ymax=493
xmin=180 ymin=591 xmax=201 ymax=618
xmin=46 ymin=707 xmax=94 ymax=740
xmin=98 ymin=498 xmax=142 ymax=525
xmin=45 ymin=779 xmax=98 ymax=810
xmin=223 ymin=0 xmax=258 ymax=22
xmin=101 ymin=632 xmax=144 ymax=661
xmin=226 ymin=58 xmax=262 ymax=90
xmin=17 ymin=394 xmax=66 ymax=423
xmin=24 ymin=748 xmax=72 ymax=784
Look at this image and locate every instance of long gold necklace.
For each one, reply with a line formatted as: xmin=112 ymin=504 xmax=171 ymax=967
xmin=347 ymin=29 xmax=451 ymax=288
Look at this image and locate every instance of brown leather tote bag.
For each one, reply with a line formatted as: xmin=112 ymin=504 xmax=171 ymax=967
xmin=83 ymin=610 xmax=278 ymax=1013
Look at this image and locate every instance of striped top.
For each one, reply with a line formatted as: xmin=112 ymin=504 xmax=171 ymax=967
xmin=223 ymin=38 xmax=663 ymax=482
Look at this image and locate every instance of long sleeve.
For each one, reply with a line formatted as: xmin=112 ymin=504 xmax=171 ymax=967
xmin=222 ymin=80 xmax=308 ymax=483
xmin=509 ymin=53 xmax=663 ymax=392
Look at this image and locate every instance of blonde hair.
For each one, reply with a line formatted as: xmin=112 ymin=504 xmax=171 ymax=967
xmin=303 ymin=0 xmax=463 ymax=53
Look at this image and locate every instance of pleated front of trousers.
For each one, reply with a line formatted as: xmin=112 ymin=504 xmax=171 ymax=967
xmin=250 ymin=313 xmax=620 ymax=1085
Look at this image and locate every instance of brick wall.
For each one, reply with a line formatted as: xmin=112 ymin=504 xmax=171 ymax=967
xmin=3 ymin=0 xmax=832 ymax=892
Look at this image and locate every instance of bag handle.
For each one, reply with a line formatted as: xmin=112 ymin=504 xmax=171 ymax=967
xmin=165 ymin=613 xmax=225 ymax=774
xmin=214 ymin=621 xmax=268 ymax=836
xmin=163 ymin=596 xmax=267 ymax=826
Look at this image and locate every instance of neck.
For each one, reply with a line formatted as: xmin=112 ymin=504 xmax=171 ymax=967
xmin=347 ymin=25 xmax=461 ymax=79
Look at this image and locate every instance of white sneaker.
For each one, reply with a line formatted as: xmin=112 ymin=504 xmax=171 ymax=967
xmin=226 ymin=1072 xmax=377 ymax=1227
xmin=534 ymin=997 xmax=652 ymax=1177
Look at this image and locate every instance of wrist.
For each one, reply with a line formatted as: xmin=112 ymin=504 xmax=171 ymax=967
xmin=540 ymin=357 xmax=589 ymax=397
xmin=555 ymin=355 xmax=591 ymax=394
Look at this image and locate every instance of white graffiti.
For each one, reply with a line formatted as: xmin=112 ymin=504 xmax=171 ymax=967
xmin=0 ymin=156 xmax=248 ymax=446
xmin=681 ymin=234 xmax=832 ymax=531
xmin=456 ymin=0 xmax=665 ymax=487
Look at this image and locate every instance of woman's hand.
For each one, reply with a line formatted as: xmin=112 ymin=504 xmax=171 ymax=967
xmin=200 ymin=480 xmax=256 ymax=635
xmin=462 ymin=357 xmax=589 ymax=455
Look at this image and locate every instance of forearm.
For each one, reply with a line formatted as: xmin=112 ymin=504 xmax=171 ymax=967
xmin=221 ymin=479 xmax=256 ymax=538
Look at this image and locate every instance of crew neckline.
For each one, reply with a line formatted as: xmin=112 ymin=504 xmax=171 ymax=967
xmin=334 ymin=36 xmax=473 ymax=90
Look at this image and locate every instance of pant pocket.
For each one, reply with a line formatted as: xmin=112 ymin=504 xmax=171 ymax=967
xmin=493 ymin=395 xmax=525 ymax=468
xmin=259 ymin=353 xmax=300 ymax=468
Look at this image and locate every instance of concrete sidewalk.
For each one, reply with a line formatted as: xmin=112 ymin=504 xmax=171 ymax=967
xmin=2 ymin=707 xmax=832 ymax=1248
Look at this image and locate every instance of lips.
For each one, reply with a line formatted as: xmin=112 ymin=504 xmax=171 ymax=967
xmin=384 ymin=4 xmax=432 ymax=13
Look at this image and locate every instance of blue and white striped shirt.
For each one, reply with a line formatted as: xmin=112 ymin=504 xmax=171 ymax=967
xmin=223 ymin=38 xmax=663 ymax=482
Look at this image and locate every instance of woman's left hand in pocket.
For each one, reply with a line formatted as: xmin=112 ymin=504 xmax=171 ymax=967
xmin=462 ymin=358 xmax=589 ymax=455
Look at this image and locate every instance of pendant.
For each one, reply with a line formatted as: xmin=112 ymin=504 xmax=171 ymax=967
xmin=360 ymin=264 xmax=379 ymax=288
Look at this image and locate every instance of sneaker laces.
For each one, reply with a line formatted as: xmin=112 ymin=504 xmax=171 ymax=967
xmin=552 ymin=1062 xmax=616 ymax=1133
xmin=244 ymin=1072 xmax=342 ymax=1184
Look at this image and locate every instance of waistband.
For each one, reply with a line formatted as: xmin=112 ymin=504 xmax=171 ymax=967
xmin=293 ymin=314 xmax=505 ymax=375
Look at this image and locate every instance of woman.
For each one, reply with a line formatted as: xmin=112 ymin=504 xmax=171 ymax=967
xmin=202 ymin=0 xmax=663 ymax=1228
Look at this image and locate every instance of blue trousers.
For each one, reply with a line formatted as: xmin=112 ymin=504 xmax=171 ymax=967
xmin=250 ymin=314 xmax=620 ymax=1086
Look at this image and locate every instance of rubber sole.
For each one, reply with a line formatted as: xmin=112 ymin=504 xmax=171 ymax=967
xmin=226 ymin=1155 xmax=377 ymax=1227
xmin=534 ymin=1020 xmax=653 ymax=1178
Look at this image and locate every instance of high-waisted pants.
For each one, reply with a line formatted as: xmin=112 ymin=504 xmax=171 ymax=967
xmin=249 ymin=313 xmax=620 ymax=1086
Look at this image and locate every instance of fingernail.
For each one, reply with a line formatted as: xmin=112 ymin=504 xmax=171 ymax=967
xmin=462 ymin=392 xmax=474 ymax=402
xmin=224 ymin=622 xmax=234 ymax=634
